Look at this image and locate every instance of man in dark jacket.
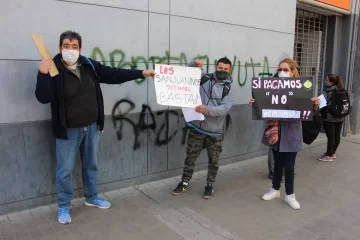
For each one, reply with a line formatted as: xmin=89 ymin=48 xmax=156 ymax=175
xmin=35 ymin=31 xmax=155 ymax=224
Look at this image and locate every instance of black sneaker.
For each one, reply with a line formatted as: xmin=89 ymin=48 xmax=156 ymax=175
xmin=203 ymin=184 xmax=214 ymax=199
xmin=172 ymin=181 xmax=189 ymax=196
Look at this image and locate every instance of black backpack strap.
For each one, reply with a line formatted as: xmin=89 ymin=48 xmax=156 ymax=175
xmin=200 ymin=73 xmax=213 ymax=85
xmin=222 ymin=83 xmax=231 ymax=100
xmin=200 ymin=73 xmax=231 ymax=100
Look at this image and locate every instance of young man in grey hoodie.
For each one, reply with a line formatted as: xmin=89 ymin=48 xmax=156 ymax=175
xmin=172 ymin=57 xmax=234 ymax=199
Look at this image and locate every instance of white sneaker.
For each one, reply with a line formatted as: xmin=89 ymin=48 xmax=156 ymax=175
xmin=262 ymin=188 xmax=280 ymax=201
xmin=317 ymin=155 xmax=334 ymax=162
xmin=284 ymin=194 xmax=300 ymax=210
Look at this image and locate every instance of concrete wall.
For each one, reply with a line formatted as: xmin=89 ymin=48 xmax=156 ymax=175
xmin=0 ymin=0 xmax=297 ymax=214
xmin=320 ymin=0 xmax=360 ymax=136
xmin=351 ymin=5 xmax=360 ymax=135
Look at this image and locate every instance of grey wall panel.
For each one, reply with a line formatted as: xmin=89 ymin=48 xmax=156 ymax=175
xmin=0 ymin=105 xmax=266 ymax=213
xmin=0 ymin=0 xmax=296 ymax=213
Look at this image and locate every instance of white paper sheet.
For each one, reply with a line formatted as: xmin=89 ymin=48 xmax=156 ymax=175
xmin=182 ymin=93 xmax=205 ymax=122
xmin=319 ymin=94 xmax=327 ymax=109
xmin=182 ymin=107 xmax=205 ymax=122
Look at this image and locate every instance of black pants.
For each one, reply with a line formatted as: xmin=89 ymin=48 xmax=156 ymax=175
xmin=272 ymin=149 xmax=297 ymax=195
xmin=323 ymin=121 xmax=343 ymax=156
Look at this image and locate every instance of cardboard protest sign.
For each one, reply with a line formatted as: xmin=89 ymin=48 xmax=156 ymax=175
xmin=32 ymin=35 xmax=59 ymax=77
xmin=252 ymin=77 xmax=314 ymax=121
xmin=154 ymin=64 xmax=201 ymax=108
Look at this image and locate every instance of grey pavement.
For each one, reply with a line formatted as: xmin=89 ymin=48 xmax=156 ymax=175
xmin=1 ymin=135 xmax=360 ymax=240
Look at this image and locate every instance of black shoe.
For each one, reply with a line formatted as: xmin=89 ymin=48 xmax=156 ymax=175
xmin=172 ymin=181 xmax=189 ymax=196
xmin=203 ymin=184 xmax=214 ymax=199
xmin=268 ymin=172 xmax=274 ymax=180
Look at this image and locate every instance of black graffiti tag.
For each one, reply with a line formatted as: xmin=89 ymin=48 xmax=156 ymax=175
xmin=111 ymin=99 xmax=140 ymax=150
xmin=155 ymin=110 xmax=180 ymax=146
xmin=111 ymin=99 xmax=232 ymax=150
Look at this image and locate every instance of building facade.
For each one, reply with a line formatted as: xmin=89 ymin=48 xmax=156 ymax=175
xmin=0 ymin=0 xmax=358 ymax=214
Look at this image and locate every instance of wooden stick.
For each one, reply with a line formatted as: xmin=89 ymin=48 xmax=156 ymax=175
xmin=32 ymin=35 xmax=59 ymax=77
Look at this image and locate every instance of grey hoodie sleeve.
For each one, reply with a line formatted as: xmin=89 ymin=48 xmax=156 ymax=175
xmin=188 ymin=58 xmax=207 ymax=77
xmin=204 ymin=88 xmax=235 ymax=117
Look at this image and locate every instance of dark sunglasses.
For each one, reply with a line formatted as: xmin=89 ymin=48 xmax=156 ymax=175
xmin=277 ymin=68 xmax=290 ymax=72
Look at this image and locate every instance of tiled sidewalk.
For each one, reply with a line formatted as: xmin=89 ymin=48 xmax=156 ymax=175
xmin=1 ymin=137 xmax=360 ymax=240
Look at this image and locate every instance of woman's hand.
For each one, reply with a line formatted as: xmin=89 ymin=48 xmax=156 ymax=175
xmin=249 ymin=98 xmax=255 ymax=107
xmin=311 ymin=97 xmax=320 ymax=110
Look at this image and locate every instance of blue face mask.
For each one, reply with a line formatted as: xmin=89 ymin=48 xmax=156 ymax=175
xmin=324 ymin=81 xmax=329 ymax=87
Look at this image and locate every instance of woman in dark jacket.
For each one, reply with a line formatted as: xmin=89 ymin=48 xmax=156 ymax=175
xmin=249 ymin=58 xmax=320 ymax=210
xmin=317 ymin=74 xmax=345 ymax=162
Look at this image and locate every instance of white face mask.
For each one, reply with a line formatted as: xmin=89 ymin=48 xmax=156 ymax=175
xmin=278 ymin=71 xmax=291 ymax=78
xmin=61 ymin=49 xmax=79 ymax=66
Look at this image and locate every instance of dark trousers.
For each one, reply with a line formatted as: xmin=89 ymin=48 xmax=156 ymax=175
xmin=268 ymin=148 xmax=274 ymax=173
xmin=272 ymin=149 xmax=297 ymax=195
xmin=323 ymin=121 xmax=343 ymax=156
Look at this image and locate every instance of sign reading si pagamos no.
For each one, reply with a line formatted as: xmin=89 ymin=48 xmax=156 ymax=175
xmin=252 ymin=77 xmax=314 ymax=121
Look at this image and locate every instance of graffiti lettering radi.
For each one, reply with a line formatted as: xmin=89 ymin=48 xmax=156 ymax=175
xmin=111 ymin=99 xmax=231 ymax=150
xmin=91 ymin=47 xmax=274 ymax=87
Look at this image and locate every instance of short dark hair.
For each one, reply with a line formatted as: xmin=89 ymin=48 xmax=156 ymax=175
xmin=216 ymin=57 xmax=232 ymax=68
xmin=59 ymin=30 xmax=82 ymax=48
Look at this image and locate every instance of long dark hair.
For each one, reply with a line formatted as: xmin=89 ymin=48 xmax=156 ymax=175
xmin=327 ymin=74 xmax=344 ymax=89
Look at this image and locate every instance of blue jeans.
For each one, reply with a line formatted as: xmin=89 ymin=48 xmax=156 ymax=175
xmin=56 ymin=122 xmax=99 ymax=208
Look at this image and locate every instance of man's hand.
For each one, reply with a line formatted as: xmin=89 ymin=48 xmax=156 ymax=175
xmin=195 ymin=104 xmax=207 ymax=114
xmin=142 ymin=69 xmax=156 ymax=79
xmin=194 ymin=59 xmax=204 ymax=69
xmin=39 ymin=57 xmax=52 ymax=74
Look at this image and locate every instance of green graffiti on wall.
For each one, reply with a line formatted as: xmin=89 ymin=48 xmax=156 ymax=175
xmin=91 ymin=47 xmax=274 ymax=86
